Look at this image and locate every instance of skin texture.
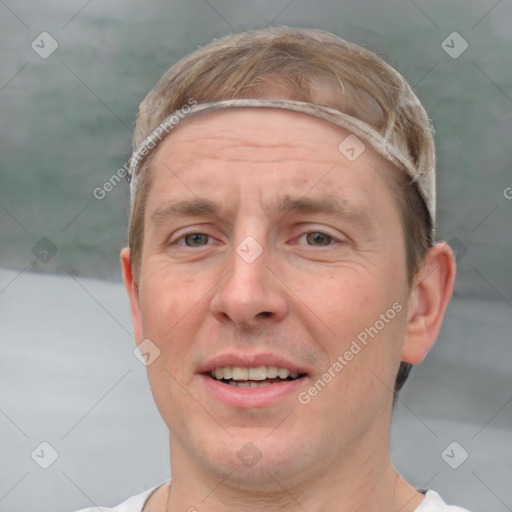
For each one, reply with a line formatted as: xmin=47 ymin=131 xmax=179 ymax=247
xmin=121 ymin=108 xmax=456 ymax=512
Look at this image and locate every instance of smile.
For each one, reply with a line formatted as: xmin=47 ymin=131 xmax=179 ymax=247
xmin=209 ymin=365 xmax=303 ymax=387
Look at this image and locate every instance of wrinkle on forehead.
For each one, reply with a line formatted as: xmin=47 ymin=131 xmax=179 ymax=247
xmin=153 ymin=107 xmax=352 ymax=158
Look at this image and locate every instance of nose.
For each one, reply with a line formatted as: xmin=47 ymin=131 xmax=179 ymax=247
xmin=209 ymin=238 xmax=289 ymax=328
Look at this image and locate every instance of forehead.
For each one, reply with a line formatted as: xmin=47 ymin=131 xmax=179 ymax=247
xmin=146 ymin=108 xmax=400 ymax=215
xmin=155 ymin=107 xmax=359 ymax=162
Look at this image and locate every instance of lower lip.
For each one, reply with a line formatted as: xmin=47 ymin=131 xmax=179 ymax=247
xmin=199 ymin=374 xmax=308 ymax=408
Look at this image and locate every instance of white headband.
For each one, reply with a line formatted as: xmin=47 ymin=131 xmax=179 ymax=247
xmin=128 ymin=98 xmax=435 ymax=224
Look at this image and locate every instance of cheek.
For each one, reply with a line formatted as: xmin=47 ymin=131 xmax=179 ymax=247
xmin=138 ymin=270 xmax=209 ymax=421
xmin=138 ymin=265 xmax=206 ymax=351
xmin=301 ymin=265 xmax=404 ymax=338
xmin=306 ymin=296 xmax=408 ymax=426
xmin=300 ymin=263 xmax=408 ymax=393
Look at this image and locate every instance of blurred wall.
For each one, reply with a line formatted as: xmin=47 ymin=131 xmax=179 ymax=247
xmin=0 ymin=0 xmax=511 ymax=302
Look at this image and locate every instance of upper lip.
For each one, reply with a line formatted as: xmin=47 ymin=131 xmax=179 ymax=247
xmin=198 ymin=352 xmax=310 ymax=375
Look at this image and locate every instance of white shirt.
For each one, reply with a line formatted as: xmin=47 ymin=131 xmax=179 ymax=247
xmin=75 ymin=485 xmax=472 ymax=511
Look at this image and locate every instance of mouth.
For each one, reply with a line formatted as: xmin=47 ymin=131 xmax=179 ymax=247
xmin=206 ymin=365 xmax=307 ymax=388
xmin=198 ymin=354 xmax=310 ymax=407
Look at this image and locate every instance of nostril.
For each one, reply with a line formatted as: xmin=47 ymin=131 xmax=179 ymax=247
xmin=258 ymin=311 xmax=272 ymax=317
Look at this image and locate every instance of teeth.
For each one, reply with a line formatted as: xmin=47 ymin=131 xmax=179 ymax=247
xmin=210 ymin=365 xmax=301 ymax=381
xmin=232 ymin=367 xmax=248 ymax=380
xmin=248 ymin=366 xmax=267 ymax=380
xmin=278 ymin=368 xmax=290 ymax=379
xmin=227 ymin=380 xmax=273 ymax=387
xmin=266 ymin=366 xmax=279 ymax=378
xmin=233 ymin=381 xmax=250 ymax=388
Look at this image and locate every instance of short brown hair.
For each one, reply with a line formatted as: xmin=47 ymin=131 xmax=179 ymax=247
xmin=128 ymin=27 xmax=435 ymax=394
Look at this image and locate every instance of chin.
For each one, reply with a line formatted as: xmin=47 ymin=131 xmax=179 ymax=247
xmin=195 ymin=429 xmax=323 ymax=491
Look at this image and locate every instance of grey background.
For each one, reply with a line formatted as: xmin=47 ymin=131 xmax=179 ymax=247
xmin=0 ymin=1 xmax=511 ymax=511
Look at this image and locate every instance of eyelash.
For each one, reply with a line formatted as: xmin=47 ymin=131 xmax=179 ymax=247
xmin=171 ymin=230 xmax=340 ymax=248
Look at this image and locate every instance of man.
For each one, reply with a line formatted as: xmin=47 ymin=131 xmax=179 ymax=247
xmin=79 ymin=27 xmax=470 ymax=511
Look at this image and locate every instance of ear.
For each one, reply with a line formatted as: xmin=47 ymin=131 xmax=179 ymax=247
xmin=401 ymin=241 xmax=457 ymax=364
xmin=120 ymin=247 xmax=144 ymax=344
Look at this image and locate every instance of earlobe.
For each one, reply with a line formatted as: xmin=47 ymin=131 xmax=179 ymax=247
xmin=120 ymin=248 xmax=144 ymax=343
xmin=401 ymin=242 xmax=457 ymax=364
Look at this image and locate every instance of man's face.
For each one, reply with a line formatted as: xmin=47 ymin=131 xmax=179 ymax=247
xmin=126 ymin=108 xmax=414 ymax=488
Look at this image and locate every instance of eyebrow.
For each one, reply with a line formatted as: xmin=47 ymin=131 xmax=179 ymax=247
xmin=267 ymin=194 xmax=366 ymax=217
xmin=149 ymin=194 xmax=375 ymax=231
xmin=267 ymin=194 xmax=375 ymax=232
xmin=150 ymin=198 xmax=221 ymax=227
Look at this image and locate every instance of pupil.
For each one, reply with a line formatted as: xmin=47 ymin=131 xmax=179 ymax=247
xmin=186 ymin=233 xmax=207 ymax=246
xmin=307 ymin=232 xmax=330 ymax=246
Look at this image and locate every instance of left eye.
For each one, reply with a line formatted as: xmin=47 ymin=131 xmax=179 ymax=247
xmin=179 ymin=233 xmax=210 ymax=247
xmin=300 ymin=231 xmax=334 ymax=246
